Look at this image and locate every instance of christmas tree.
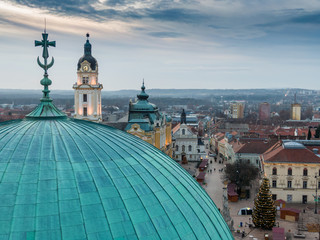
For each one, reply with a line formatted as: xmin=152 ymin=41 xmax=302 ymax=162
xmin=252 ymin=178 xmax=276 ymax=229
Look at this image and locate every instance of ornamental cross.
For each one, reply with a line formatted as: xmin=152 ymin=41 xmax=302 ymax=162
xmin=35 ymin=32 xmax=56 ymax=74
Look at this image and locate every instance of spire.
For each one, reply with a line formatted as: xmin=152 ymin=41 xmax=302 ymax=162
xmin=137 ymin=79 xmax=149 ymax=101
xmin=84 ymin=33 xmax=92 ymax=56
xmin=181 ymin=109 xmax=187 ymax=124
xmin=26 ymin=29 xmax=66 ymax=119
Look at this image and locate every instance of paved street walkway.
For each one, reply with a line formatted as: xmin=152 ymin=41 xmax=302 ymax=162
xmin=180 ymin=153 xmax=319 ymax=239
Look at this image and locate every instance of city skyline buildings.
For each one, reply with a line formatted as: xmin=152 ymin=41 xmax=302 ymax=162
xmin=1 ymin=1 xmax=320 ymax=91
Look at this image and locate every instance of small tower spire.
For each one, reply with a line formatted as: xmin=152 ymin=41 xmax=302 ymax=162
xmin=84 ymin=33 xmax=92 ymax=55
xmin=137 ymin=79 xmax=149 ymax=101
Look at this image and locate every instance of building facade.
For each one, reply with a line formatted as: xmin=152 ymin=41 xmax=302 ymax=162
xmin=262 ymin=141 xmax=320 ymax=204
xmin=291 ymin=103 xmax=301 ymax=120
xmin=172 ymin=123 xmax=206 ymax=162
xmin=259 ymin=102 xmax=271 ymax=121
xmin=231 ymin=101 xmax=245 ymax=119
xmin=73 ymin=34 xmax=103 ymax=122
xmin=125 ymin=83 xmax=173 ymax=157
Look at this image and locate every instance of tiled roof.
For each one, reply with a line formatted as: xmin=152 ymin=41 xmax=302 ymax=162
xmin=172 ymin=123 xmax=180 ymax=134
xmin=262 ymin=142 xmax=320 ymax=163
xmin=235 ymin=140 xmax=277 ymax=154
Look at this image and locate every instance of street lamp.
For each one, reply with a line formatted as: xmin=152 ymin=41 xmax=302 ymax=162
xmin=316 ymin=174 xmax=318 ymax=214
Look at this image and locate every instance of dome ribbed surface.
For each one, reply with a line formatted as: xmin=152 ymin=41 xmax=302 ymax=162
xmin=0 ymin=118 xmax=233 ymax=240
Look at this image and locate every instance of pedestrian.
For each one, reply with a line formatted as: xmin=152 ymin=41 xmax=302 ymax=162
xmin=285 ymin=229 xmax=293 ymax=240
xmin=241 ymin=230 xmax=245 ymax=238
xmin=214 ymin=168 xmax=216 ymax=171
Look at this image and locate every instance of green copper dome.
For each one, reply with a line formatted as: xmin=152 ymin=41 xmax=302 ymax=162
xmin=0 ymin=30 xmax=233 ymax=240
xmin=0 ymin=118 xmax=233 ymax=239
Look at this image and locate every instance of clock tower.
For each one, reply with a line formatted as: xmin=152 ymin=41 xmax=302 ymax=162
xmin=73 ymin=33 xmax=103 ymax=122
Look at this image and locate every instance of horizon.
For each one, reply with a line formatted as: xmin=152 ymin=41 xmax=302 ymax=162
xmin=1 ymin=1 xmax=320 ymax=90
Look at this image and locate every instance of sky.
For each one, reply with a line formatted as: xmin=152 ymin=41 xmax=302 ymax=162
xmin=1 ymin=0 xmax=320 ymax=91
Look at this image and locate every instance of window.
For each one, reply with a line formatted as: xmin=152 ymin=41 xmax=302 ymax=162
xmin=287 ymin=180 xmax=292 ymax=188
xmin=176 ymin=145 xmax=179 ymax=151
xmin=83 ymin=107 xmax=87 ymax=117
xmin=303 ymin=181 xmax=308 ymax=189
xmin=83 ymin=94 xmax=87 ymax=102
xmin=82 ymin=76 xmax=89 ymax=84
xmin=188 ymin=145 xmax=192 ymax=152
xmin=190 ymin=155 xmax=192 ymax=159
xmin=272 ymin=180 xmax=277 ymax=188
xmin=288 ymin=168 xmax=292 ymax=176
xmin=247 ymin=159 xmax=250 ymax=164
xmin=182 ymin=145 xmax=185 ymax=152
xmin=318 ymin=181 xmax=320 ymax=189
xmin=272 ymin=194 xmax=277 ymax=200
xmin=182 ymin=129 xmax=185 ymax=135
xmin=272 ymin=167 xmax=277 ymax=175
xmin=303 ymin=168 xmax=308 ymax=176
xmin=287 ymin=194 xmax=292 ymax=203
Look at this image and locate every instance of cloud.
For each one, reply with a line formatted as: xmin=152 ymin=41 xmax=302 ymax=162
xmin=148 ymin=31 xmax=184 ymax=38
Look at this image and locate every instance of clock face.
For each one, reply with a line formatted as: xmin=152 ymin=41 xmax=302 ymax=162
xmin=83 ymin=65 xmax=89 ymax=72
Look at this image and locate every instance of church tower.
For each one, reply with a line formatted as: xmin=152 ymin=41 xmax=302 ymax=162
xmin=73 ymin=33 xmax=103 ymax=122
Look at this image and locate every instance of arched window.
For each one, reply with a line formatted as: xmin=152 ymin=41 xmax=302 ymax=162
xmin=303 ymin=168 xmax=308 ymax=176
xmin=182 ymin=129 xmax=185 ymax=135
xmin=176 ymin=145 xmax=179 ymax=151
xmin=288 ymin=168 xmax=292 ymax=176
xmin=182 ymin=145 xmax=185 ymax=152
xmin=188 ymin=145 xmax=192 ymax=152
xmin=272 ymin=167 xmax=277 ymax=175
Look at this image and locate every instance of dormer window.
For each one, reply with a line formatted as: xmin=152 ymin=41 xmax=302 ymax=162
xmin=182 ymin=129 xmax=185 ymax=135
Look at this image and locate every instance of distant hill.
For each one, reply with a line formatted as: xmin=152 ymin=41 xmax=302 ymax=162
xmin=0 ymin=88 xmax=315 ymax=99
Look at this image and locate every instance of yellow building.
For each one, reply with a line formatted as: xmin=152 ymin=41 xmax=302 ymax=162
xmin=231 ymin=102 xmax=245 ymax=119
xmin=261 ymin=141 xmax=320 ymax=204
xmin=291 ymin=103 xmax=301 ymax=120
xmin=125 ymin=83 xmax=173 ymax=157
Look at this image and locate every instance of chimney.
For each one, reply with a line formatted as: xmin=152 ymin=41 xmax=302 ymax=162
xmin=313 ymin=148 xmax=319 ymax=154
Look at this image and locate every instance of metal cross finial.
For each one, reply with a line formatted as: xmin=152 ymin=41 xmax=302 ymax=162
xmin=35 ymin=30 xmax=56 ymax=100
xmin=35 ymin=31 xmax=56 ymax=75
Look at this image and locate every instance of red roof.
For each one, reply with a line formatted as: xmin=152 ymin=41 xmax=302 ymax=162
xmin=272 ymin=227 xmax=285 ymax=240
xmin=263 ymin=142 xmax=320 ymax=164
xmin=236 ymin=140 xmax=277 ymax=154
xmin=199 ymin=159 xmax=208 ymax=168
xmin=196 ymin=172 xmax=206 ymax=180
xmin=280 ymin=208 xmax=300 ymax=214
xmin=172 ymin=123 xmax=181 ymax=134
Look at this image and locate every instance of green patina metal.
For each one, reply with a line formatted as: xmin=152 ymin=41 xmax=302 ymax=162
xmin=26 ymin=31 xmax=66 ymax=119
xmin=0 ymin=118 xmax=233 ymax=239
xmin=0 ymin=31 xmax=234 ymax=239
xmin=125 ymin=81 xmax=170 ymax=132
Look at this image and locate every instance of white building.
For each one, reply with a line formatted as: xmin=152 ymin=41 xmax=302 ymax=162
xmin=173 ymin=123 xmax=206 ymax=162
xmin=73 ymin=34 xmax=103 ymax=122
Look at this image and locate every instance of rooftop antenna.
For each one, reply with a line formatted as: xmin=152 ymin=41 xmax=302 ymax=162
xmin=294 ymin=92 xmax=297 ymax=104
